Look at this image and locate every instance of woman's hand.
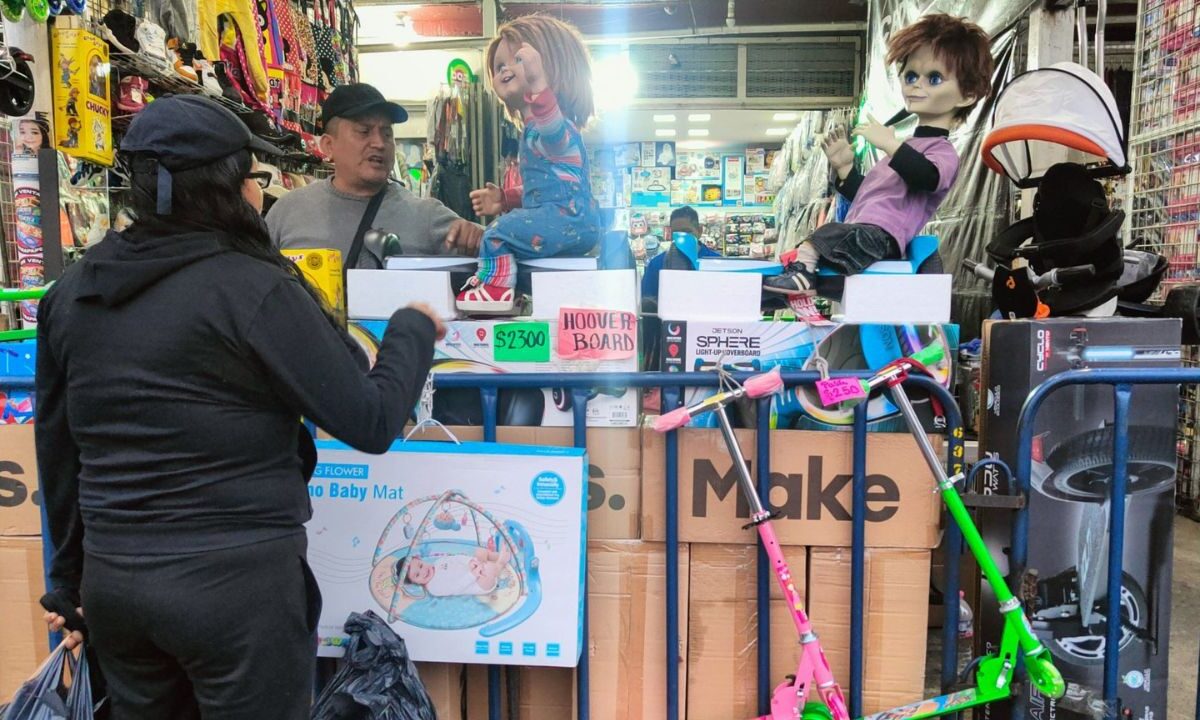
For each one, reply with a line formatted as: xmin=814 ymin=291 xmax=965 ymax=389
xmin=514 ymin=43 xmax=548 ymax=96
xmin=470 ymin=183 xmax=504 ymax=217
xmin=44 ymin=607 xmax=85 ymax=650
xmin=407 ymin=303 xmax=447 ymax=340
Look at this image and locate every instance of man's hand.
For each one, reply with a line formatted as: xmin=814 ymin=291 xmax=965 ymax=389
xmin=471 ymin=183 xmax=504 ymax=217
xmin=821 ymin=126 xmax=855 ymax=179
xmin=407 ymin=302 xmax=447 ymax=340
xmin=445 ymin=219 xmax=483 ymax=254
xmin=41 ymin=589 xmax=85 ymax=650
xmin=514 ymin=43 xmax=548 ymax=96
xmin=851 ymin=113 xmax=900 ymax=156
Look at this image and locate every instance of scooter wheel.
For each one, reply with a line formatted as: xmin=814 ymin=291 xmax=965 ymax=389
xmin=551 ymin=387 xmax=572 ymax=412
xmin=24 ymin=0 xmax=49 ymax=21
xmin=1163 ymin=283 xmax=1200 ymax=344
xmin=1027 ymin=656 xmax=1066 ymax=699
xmin=800 ymin=701 xmax=833 ymax=720
xmin=0 ymin=56 xmax=35 ymax=117
xmin=47 ymin=0 xmax=64 ymax=14
xmin=66 ymin=0 xmax=83 ymax=11
xmin=0 ymin=0 xmax=24 ymax=21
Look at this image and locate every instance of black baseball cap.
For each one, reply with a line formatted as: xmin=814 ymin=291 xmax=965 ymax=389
xmin=320 ymin=83 xmax=408 ymax=128
xmin=121 ymin=95 xmax=282 ymax=214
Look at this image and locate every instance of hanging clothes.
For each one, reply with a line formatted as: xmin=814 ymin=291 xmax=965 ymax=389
xmin=255 ymin=0 xmax=287 ymax=123
xmin=272 ymin=0 xmax=304 ymax=132
xmin=199 ymin=0 xmax=270 ymax=103
xmin=219 ymin=13 xmax=273 ymax=114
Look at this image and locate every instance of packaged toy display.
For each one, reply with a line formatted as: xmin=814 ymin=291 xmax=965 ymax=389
xmin=661 ymin=320 xmax=957 ymax=432
xmin=307 ymin=439 xmax=587 ymax=667
xmin=978 ymin=318 xmax=1180 ymax=720
xmin=285 ymin=249 xmax=344 ymax=318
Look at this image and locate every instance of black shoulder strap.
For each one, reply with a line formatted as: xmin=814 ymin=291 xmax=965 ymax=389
xmin=345 ymin=185 xmax=388 ymax=277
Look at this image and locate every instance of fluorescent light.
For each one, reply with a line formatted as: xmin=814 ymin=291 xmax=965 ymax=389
xmin=677 ymin=140 xmax=715 ymax=150
xmin=687 ymin=128 xmax=709 ymax=137
xmin=653 ymin=114 xmax=677 ymax=123
xmin=688 ymin=113 xmax=711 ymax=122
xmin=592 ymin=52 xmax=639 ymax=112
xmin=773 ymin=112 xmax=798 ymax=121
xmin=656 ymin=128 xmax=677 ymax=137
xmin=766 ymin=128 xmax=789 ymax=136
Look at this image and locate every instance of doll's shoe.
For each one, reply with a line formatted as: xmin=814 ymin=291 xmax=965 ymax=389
xmin=457 ymin=279 xmax=515 ymax=315
xmin=763 ymin=262 xmax=817 ymax=295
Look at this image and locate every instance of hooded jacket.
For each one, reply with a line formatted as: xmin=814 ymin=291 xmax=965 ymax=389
xmin=36 ymin=225 xmax=435 ymax=592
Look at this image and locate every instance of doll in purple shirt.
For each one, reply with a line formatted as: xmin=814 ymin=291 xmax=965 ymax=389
xmin=766 ymin=14 xmax=995 ymax=296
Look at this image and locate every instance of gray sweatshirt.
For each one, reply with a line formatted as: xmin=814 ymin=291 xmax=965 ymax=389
xmin=267 ymin=178 xmax=463 ymax=268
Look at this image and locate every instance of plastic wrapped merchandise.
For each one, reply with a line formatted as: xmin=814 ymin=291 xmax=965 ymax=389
xmin=0 ymin=640 xmax=96 ymax=720
xmin=311 ymin=611 xmax=437 ymax=720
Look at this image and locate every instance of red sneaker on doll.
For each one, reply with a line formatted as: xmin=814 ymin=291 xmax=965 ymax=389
xmin=462 ymin=16 xmax=601 ymax=315
xmin=765 ymin=14 xmax=995 ymax=296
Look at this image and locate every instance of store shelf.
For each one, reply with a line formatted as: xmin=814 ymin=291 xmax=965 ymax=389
xmin=1128 ymin=0 xmax=1200 ymax=519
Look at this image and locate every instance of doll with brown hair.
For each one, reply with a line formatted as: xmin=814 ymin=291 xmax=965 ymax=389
xmin=462 ymin=15 xmax=601 ymax=315
xmin=765 ymin=14 xmax=994 ymax=296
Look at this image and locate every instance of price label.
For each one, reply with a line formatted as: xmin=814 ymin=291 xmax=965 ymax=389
xmin=494 ymin=322 xmax=551 ymax=363
xmin=815 ymin=377 xmax=868 ymax=408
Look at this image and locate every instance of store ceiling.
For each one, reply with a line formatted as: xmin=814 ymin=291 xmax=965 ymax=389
xmin=584 ymin=107 xmax=802 ymax=147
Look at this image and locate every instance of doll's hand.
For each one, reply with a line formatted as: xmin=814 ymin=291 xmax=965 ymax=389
xmin=470 ymin=183 xmax=504 ymax=217
xmin=851 ymin=113 xmax=899 ymax=155
xmin=514 ymin=43 xmax=548 ymax=96
xmin=821 ymin=127 xmax=855 ymax=177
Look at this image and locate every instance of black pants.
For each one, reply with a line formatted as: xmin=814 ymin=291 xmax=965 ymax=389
xmin=81 ymin=534 xmax=321 ymax=720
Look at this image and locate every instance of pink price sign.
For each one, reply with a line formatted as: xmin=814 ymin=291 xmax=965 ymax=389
xmin=556 ymin=308 xmax=637 ymax=361
xmin=815 ymin=377 xmax=867 ymax=408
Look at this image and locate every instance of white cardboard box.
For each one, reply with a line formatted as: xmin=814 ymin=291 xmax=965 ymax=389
xmin=307 ymin=439 xmax=587 ymax=667
xmin=842 ymin=274 xmax=952 ymax=324
xmin=658 ymin=270 xmax=762 ymax=322
xmin=348 ymin=269 xmax=456 ymax=320
xmin=531 ymin=269 xmax=638 ymax=320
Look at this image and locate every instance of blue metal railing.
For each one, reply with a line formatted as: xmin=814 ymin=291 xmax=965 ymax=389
xmin=434 ymin=370 xmax=965 ymax=720
xmin=1014 ymin=367 xmax=1200 ymax=720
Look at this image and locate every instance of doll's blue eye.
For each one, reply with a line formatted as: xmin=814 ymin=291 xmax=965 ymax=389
xmin=904 ymin=71 xmax=919 ymax=85
xmin=928 ymin=72 xmax=944 ymax=86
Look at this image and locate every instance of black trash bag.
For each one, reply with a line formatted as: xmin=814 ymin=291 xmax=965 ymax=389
xmin=311 ymin=611 xmax=437 ymax=720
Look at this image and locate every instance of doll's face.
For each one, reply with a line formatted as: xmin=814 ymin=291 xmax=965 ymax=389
xmin=899 ymin=45 xmax=973 ymax=125
xmin=491 ymin=39 xmax=527 ymax=108
xmin=18 ymin=122 xmax=42 ymax=149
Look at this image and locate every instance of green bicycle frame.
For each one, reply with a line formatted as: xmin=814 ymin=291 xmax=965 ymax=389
xmin=846 ymin=348 xmax=1066 ymax=720
xmin=0 ymin=286 xmax=48 ymax=342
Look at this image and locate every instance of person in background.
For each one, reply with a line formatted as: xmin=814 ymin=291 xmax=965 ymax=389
xmin=640 ymin=205 xmax=721 ymax=303
xmin=268 ymin=83 xmax=484 ymax=267
xmin=37 ymin=95 xmax=445 ymax=720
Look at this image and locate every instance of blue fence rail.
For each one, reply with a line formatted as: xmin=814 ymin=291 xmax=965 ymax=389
xmin=434 ymin=370 xmax=965 ymax=720
xmin=9 ymin=367 xmax=1199 ymax=720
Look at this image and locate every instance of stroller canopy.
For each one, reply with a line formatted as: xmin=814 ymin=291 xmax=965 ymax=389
xmin=982 ymin=62 xmax=1127 ymax=187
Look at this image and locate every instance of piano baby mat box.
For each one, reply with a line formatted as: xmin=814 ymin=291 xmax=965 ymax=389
xmin=306 ymin=439 xmax=587 ymax=667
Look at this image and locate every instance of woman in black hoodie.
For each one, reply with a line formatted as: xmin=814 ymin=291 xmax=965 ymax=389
xmin=36 ymin=95 xmax=445 ymax=719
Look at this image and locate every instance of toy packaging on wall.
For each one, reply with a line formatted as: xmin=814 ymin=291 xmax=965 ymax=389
xmin=661 ymin=321 xmax=957 ymax=432
xmin=977 ymin=318 xmax=1180 ymax=720
xmin=306 ymin=439 xmax=587 ymax=667
xmin=51 ymin=27 xmax=112 ymax=166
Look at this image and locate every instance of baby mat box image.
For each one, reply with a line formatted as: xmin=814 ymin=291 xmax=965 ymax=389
xmin=307 ymin=439 xmax=588 ymax=667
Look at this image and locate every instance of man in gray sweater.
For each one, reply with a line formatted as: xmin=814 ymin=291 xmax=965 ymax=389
xmin=268 ymin=84 xmax=483 ymax=267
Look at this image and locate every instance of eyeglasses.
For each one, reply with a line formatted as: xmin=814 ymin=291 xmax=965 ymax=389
xmin=245 ymin=171 xmax=273 ymax=190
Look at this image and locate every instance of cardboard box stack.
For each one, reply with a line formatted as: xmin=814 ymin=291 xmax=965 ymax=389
xmin=0 ymin=425 xmax=49 ymax=700
xmin=407 ymin=419 xmax=941 ymax=718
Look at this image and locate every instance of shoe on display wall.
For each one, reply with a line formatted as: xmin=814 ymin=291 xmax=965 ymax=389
xmin=457 ymin=278 xmax=516 ymax=315
xmin=166 ymin=38 xmax=198 ymax=83
xmin=117 ymin=75 xmax=148 ymax=113
xmin=101 ymin=9 xmax=140 ymax=55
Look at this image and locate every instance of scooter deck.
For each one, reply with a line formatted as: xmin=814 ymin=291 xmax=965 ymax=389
xmin=856 ymin=687 xmax=991 ymax=720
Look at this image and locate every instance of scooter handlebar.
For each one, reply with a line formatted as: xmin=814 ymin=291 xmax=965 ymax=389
xmin=743 ymin=367 xmax=784 ymax=399
xmin=653 ymin=406 xmax=693 ymax=433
